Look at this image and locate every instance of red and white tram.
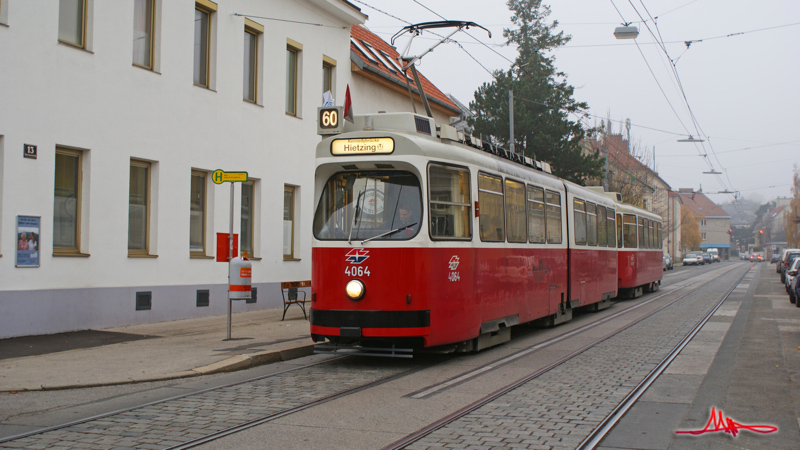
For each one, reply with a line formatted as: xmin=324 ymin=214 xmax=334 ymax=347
xmin=309 ymin=111 xmax=662 ymax=355
xmin=614 ymin=201 xmax=664 ymax=297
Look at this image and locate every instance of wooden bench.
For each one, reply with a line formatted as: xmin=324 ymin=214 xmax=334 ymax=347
xmin=281 ymin=280 xmax=311 ymax=320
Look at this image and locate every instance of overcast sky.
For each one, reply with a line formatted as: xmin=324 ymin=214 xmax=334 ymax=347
xmin=349 ymin=0 xmax=800 ymax=205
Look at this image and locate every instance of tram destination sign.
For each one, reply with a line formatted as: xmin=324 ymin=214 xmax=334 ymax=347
xmin=331 ymin=137 xmax=394 ymax=156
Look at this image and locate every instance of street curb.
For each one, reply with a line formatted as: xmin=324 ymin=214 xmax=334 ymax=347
xmin=193 ymin=344 xmax=316 ymax=375
xmin=2 ymin=344 xmax=317 ymax=393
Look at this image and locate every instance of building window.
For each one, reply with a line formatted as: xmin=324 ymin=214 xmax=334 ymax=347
xmin=283 ymin=185 xmax=296 ymax=259
xmin=193 ymin=1 xmax=216 ymax=88
xmin=0 ymin=0 xmax=9 ymax=25
xmin=133 ymin=0 xmax=154 ymax=69
xmin=129 ymin=160 xmax=150 ymax=255
xmin=243 ymin=19 xmax=263 ymax=103
xmin=286 ymin=39 xmax=302 ymax=116
xmin=58 ymin=0 xmax=86 ymax=48
xmin=53 ymin=148 xmax=82 ymax=253
xmin=190 ymin=171 xmax=207 ymax=255
xmin=702 ymin=232 xmax=707 ymax=241
xmin=700 ymin=219 xmax=707 ymax=227
xmin=241 ymin=181 xmax=254 ymax=257
xmin=322 ymin=56 xmax=336 ymax=98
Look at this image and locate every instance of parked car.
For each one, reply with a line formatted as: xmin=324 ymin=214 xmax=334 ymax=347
xmin=786 ymin=258 xmax=800 ymax=299
xmin=791 ymin=271 xmax=800 ymax=307
xmin=779 ymin=249 xmax=800 ymax=283
xmin=771 ymin=253 xmax=780 ymax=264
xmin=740 ymin=252 xmax=749 ymax=260
xmin=702 ymin=253 xmax=713 ymax=264
xmin=663 ymin=253 xmax=673 ymax=270
xmin=683 ymin=252 xmax=703 ymax=266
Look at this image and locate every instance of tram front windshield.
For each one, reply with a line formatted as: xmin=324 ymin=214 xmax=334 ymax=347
xmin=314 ymin=171 xmax=422 ymax=241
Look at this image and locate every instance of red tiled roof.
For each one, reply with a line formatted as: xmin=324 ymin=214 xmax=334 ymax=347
xmin=350 ymin=25 xmax=460 ymax=114
xmin=677 ymin=191 xmax=729 ymax=217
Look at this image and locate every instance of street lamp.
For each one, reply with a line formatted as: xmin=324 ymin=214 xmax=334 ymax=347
xmin=678 ymin=135 xmax=705 ymax=143
xmin=614 ymin=25 xmax=639 ymax=40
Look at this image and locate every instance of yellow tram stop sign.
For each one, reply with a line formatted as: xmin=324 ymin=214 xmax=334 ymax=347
xmin=212 ymin=170 xmax=248 ymax=184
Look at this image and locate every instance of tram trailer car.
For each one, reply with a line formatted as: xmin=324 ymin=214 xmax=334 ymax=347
xmin=614 ymin=201 xmax=664 ymax=298
xmin=309 ymin=112 xmax=661 ymax=355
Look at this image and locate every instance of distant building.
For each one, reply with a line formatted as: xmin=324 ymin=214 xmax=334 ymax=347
xmin=583 ymin=131 xmax=675 ymax=258
xmin=676 ymin=189 xmax=732 ymax=259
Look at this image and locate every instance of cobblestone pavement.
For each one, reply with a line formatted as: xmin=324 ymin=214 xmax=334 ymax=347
xmin=403 ymin=266 xmax=749 ymax=450
xmin=0 ymin=360 xmax=409 ymax=450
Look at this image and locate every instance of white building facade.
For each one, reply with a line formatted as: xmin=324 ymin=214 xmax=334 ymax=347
xmin=0 ymin=0 xmax=366 ymax=338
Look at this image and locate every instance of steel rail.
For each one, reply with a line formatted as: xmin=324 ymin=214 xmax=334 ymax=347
xmin=382 ymin=264 xmax=748 ymax=450
xmin=0 ymin=263 xmax=738 ymax=449
xmin=0 ymin=356 xmax=347 ymax=444
xmin=406 ymin=266 xmax=726 ymax=399
xmin=577 ymin=266 xmax=752 ymax=449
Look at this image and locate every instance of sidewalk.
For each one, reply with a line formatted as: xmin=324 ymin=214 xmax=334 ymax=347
xmin=0 ymin=307 xmax=314 ymax=392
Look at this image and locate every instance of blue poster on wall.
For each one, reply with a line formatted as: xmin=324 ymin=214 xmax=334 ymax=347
xmin=16 ymin=215 xmax=40 ymax=268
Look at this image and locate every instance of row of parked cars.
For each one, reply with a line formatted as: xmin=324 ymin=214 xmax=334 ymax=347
xmin=682 ymin=249 xmax=720 ymax=266
xmin=777 ymin=248 xmax=800 ymax=307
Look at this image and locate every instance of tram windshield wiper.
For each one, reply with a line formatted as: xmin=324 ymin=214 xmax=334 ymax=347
xmin=348 ymin=189 xmax=366 ymax=244
xmin=361 ymin=223 xmax=417 ymax=244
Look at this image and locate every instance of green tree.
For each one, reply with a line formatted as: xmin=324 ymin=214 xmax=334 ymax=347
xmin=469 ymin=0 xmax=604 ymax=184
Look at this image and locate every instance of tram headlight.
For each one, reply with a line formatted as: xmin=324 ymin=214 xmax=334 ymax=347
xmin=345 ymin=279 xmax=365 ymax=301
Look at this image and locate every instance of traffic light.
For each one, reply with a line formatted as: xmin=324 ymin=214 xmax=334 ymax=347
xmin=759 ymin=229 xmax=764 ymax=234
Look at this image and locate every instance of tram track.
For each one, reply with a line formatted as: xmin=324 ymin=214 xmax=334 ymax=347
xmin=383 ymin=263 xmax=751 ymax=450
xmin=0 ymin=264 xmax=745 ymax=450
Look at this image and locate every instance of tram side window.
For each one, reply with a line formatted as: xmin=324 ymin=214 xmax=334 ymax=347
xmin=623 ymin=214 xmax=637 ymax=248
xmin=546 ymin=190 xmax=562 ymax=244
xmin=638 ymin=217 xmax=646 ymax=248
xmin=657 ymin=222 xmax=662 ymax=248
xmin=478 ymin=173 xmax=505 ymax=242
xmin=616 ymin=213 xmax=623 ymax=248
xmin=428 ymin=165 xmax=472 ymax=240
xmin=607 ymin=209 xmax=616 ymax=248
xmin=573 ymin=199 xmax=587 ymax=245
xmin=586 ymin=202 xmax=597 ymax=246
xmin=505 ymin=179 xmax=526 ymax=243
xmin=597 ymin=205 xmax=608 ymax=247
xmin=648 ymin=220 xmax=655 ymax=249
xmin=526 ymin=185 xmax=545 ymax=244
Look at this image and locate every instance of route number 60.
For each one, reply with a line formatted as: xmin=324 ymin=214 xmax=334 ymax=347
xmin=321 ymin=109 xmax=338 ymax=128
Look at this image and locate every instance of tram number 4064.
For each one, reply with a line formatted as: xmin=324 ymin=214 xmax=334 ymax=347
xmin=345 ymin=266 xmax=370 ymax=277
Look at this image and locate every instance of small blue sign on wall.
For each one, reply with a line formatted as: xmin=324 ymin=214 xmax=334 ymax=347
xmin=23 ymin=144 xmax=37 ymax=159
